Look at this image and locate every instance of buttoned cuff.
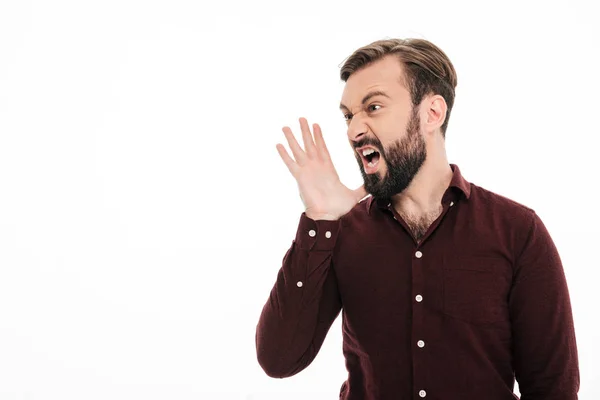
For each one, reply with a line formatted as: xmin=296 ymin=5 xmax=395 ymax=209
xmin=295 ymin=212 xmax=341 ymax=251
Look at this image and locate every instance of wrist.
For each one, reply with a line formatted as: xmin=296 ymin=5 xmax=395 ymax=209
xmin=305 ymin=212 xmax=339 ymax=221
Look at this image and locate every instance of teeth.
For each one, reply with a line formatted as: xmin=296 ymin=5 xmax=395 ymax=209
xmin=362 ymin=148 xmax=376 ymax=156
xmin=367 ymin=159 xmax=378 ymax=167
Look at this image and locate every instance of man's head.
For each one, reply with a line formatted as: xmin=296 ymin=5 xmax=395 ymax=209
xmin=339 ymin=38 xmax=457 ymax=200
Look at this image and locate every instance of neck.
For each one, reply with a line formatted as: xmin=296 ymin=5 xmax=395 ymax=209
xmin=391 ymin=145 xmax=452 ymax=215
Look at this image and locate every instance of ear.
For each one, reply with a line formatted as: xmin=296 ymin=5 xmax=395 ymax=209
xmin=422 ymin=94 xmax=447 ymax=135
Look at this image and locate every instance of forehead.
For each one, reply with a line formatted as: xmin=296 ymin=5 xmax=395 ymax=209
xmin=340 ymin=55 xmax=408 ymax=107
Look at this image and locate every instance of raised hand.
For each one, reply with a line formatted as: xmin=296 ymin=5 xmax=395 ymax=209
xmin=276 ymin=117 xmax=367 ymax=221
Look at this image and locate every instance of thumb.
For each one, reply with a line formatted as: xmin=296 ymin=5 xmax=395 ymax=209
xmin=353 ymin=184 xmax=368 ymax=202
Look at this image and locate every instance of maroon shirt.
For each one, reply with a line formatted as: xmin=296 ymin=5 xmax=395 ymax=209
xmin=255 ymin=164 xmax=579 ymax=399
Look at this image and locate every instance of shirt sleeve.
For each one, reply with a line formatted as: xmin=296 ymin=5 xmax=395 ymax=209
xmin=255 ymin=212 xmax=343 ymax=378
xmin=510 ymin=210 xmax=580 ymax=399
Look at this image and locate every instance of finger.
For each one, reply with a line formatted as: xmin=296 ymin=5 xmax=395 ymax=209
xmin=276 ymin=143 xmax=299 ymax=175
xmin=312 ymin=123 xmax=332 ymax=162
xmin=299 ymin=117 xmax=317 ymax=159
xmin=282 ymin=126 xmax=306 ymax=164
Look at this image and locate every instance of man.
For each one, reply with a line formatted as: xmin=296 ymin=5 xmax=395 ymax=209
xmin=255 ymin=38 xmax=579 ymax=399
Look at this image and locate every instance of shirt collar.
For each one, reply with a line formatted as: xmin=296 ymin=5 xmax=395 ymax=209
xmin=367 ymin=163 xmax=471 ymax=215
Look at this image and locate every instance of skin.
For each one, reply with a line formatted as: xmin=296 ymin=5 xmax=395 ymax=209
xmin=339 ymin=54 xmax=453 ymax=237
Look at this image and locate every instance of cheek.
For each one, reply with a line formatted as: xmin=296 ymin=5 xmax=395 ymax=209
xmin=394 ymin=114 xmax=409 ymax=131
xmin=379 ymin=112 xmax=404 ymax=133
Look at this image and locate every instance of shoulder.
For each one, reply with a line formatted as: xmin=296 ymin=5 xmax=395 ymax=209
xmin=468 ymin=183 xmax=539 ymax=250
xmin=469 ymin=182 xmax=535 ymax=219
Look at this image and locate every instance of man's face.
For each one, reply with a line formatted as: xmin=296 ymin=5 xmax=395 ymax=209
xmin=339 ymin=55 xmax=427 ymax=200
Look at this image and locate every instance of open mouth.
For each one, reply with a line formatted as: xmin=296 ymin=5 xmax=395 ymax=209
xmin=359 ymin=147 xmax=381 ymax=174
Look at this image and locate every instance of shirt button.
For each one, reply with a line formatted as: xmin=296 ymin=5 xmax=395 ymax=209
xmin=325 ymin=231 xmax=332 ymax=238
xmin=417 ymin=340 xmax=425 ymax=348
xmin=419 ymin=390 xmax=427 ymax=397
xmin=415 ymin=251 xmax=423 ymax=258
xmin=297 ymin=281 xmax=303 ymax=287
xmin=415 ymin=295 xmax=423 ymax=302
xmin=308 ymin=229 xmax=316 ymax=237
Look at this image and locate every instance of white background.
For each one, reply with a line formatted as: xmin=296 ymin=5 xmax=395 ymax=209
xmin=0 ymin=0 xmax=598 ymax=399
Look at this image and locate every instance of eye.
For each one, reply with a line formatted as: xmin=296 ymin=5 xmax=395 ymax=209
xmin=343 ymin=104 xmax=380 ymax=122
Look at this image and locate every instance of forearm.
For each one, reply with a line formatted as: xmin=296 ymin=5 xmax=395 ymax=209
xmin=255 ymin=213 xmax=342 ymax=378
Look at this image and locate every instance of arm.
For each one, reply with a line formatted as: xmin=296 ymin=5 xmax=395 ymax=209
xmin=255 ymin=212 xmax=343 ymax=378
xmin=509 ymin=210 xmax=580 ymax=399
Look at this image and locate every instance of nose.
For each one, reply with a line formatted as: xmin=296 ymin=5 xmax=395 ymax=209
xmin=347 ymin=111 xmax=368 ymax=145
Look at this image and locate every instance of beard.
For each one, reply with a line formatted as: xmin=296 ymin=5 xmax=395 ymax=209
xmin=355 ymin=106 xmax=427 ymax=200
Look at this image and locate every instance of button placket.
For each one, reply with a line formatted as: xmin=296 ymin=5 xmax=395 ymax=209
xmin=413 ymin=249 xmax=427 ymax=397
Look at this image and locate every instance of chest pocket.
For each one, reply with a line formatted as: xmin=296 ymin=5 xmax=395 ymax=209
xmin=442 ymin=256 xmax=511 ymax=325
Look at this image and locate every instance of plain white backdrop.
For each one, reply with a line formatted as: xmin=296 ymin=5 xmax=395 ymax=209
xmin=0 ymin=0 xmax=598 ymax=399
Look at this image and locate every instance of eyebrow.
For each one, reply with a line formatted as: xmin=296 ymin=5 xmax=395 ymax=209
xmin=339 ymin=90 xmax=391 ymax=112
